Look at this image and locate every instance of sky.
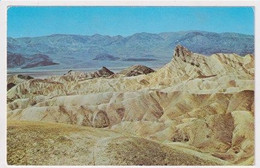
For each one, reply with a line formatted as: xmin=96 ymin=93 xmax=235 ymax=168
xmin=7 ymin=7 xmax=254 ymax=38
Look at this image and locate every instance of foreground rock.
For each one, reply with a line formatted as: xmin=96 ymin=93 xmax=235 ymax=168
xmin=7 ymin=120 xmax=229 ymax=165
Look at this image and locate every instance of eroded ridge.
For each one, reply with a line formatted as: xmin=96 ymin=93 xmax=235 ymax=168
xmin=7 ymin=45 xmax=254 ymax=165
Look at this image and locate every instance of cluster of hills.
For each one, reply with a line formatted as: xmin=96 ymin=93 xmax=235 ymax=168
xmin=7 ymin=31 xmax=254 ymax=69
xmin=7 ymin=52 xmax=58 ymax=69
xmin=7 ymin=45 xmax=254 ymax=165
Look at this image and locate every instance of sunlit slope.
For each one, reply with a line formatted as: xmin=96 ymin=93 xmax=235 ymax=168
xmin=7 ymin=45 xmax=254 ymax=165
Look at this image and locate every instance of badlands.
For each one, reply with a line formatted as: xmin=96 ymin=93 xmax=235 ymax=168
xmin=7 ymin=45 xmax=254 ymax=165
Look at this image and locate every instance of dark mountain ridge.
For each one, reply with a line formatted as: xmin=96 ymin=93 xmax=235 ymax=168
xmin=8 ymin=52 xmax=58 ymax=69
xmin=8 ymin=31 xmax=254 ymax=69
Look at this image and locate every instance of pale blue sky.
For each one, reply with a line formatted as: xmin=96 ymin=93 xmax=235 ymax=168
xmin=8 ymin=7 xmax=254 ymax=37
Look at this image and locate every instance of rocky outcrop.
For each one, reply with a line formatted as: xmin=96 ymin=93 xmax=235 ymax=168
xmin=88 ymin=67 xmax=114 ymax=78
xmin=7 ymin=74 xmax=34 ymax=90
xmin=16 ymin=74 xmax=34 ymax=80
xmin=119 ymin=65 xmax=155 ymax=76
xmin=61 ymin=67 xmax=115 ymax=81
xmin=7 ymin=83 xmax=16 ymax=91
xmin=174 ymin=45 xmax=192 ymax=59
xmin=92 ymin=110 xmax=110 ymax=128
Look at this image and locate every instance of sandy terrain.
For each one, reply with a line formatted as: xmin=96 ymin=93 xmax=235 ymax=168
xmin=7 ymin=45 xmax=254 ymax=165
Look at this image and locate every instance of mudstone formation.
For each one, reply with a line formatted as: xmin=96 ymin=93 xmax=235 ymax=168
xmin=7 ymin=45 xmax=254 ymax=165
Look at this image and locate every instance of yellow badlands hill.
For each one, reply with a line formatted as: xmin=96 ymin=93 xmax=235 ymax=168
xmin=7 ymin=45 xmax=254 ymax=165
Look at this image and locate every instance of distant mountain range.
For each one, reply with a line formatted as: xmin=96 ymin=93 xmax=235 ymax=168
xmin=7 ymin=31 xmax=254 ymax=69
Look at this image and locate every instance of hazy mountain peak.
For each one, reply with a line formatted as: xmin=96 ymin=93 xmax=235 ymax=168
xmin=7 ymin=31 xmax=254 ymax=69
